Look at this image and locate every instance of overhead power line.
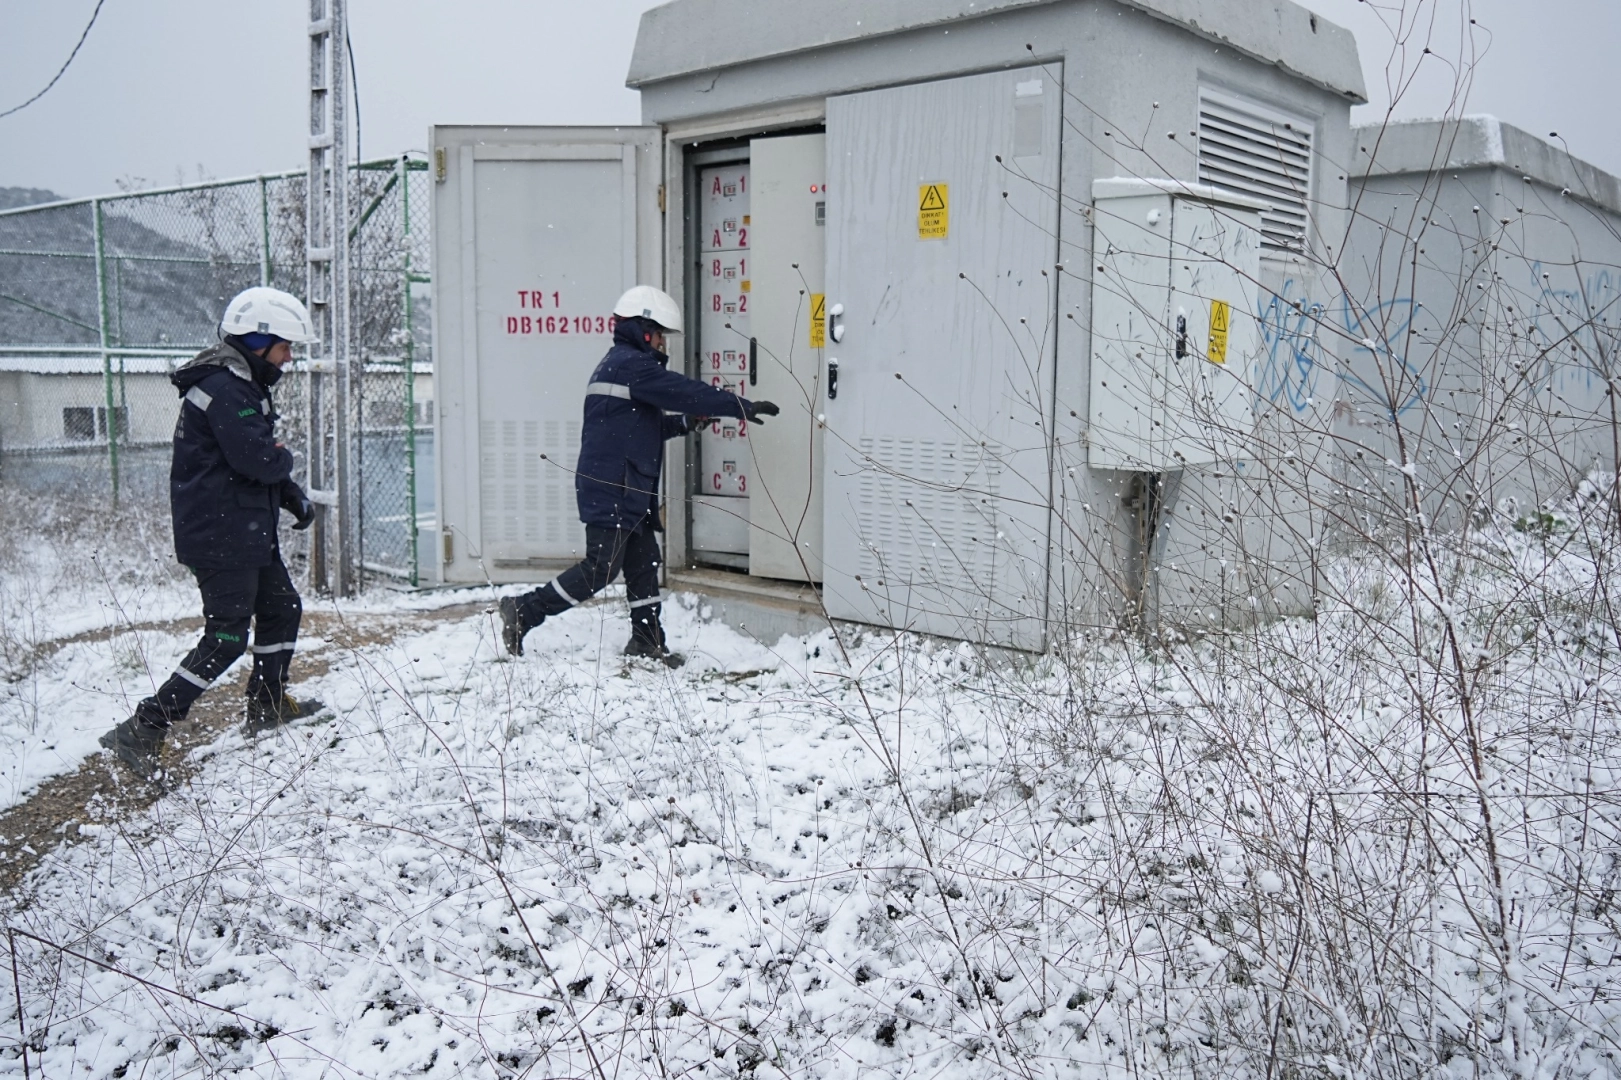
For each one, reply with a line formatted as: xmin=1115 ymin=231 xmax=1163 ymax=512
xmin=0 ymin=0 xmax=111 ymax=121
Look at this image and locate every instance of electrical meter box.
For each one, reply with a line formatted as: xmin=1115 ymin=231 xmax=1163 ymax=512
xmin=1088 ymin=179 xmax=1264 ymax=471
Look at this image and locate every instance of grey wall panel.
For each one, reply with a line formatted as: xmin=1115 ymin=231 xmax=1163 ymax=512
xmin=1342 ymin=158 xmax=1621 ymax=529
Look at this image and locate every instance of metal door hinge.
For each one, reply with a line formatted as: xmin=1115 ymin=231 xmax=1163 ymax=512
xmin=658 ymin=184 xmax=666 ymax=214
xmin=442 ymin=527 xmax=454 ymax=563
xmin=434 ymin=147 xmax=447 ymax=183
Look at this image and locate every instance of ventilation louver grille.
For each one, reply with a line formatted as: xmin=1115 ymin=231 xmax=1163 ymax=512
xmin=1197 ymin=97 xmax=1312 ymax=254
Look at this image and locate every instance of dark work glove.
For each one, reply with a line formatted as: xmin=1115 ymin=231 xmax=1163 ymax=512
xmin=282 ymin=483 xmax=317 ymax=530
xmin=745 ymin=400 xmax=780 ymax=423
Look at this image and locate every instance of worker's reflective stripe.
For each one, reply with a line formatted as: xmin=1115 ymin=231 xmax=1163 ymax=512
xmin=627 ymin=594 xmax=664 ymax=610
xmin=175 ymin=666 xmax=212 ymax=690
xmin=184 ymin=386 xmax=213 ymax=412
xmin=547 ymin=579 xmax=581 ymax=607
xmin=585 ymin=381 xmax=632 ymax=400
xmin=250 ymin=641 xmax=296 ymax=654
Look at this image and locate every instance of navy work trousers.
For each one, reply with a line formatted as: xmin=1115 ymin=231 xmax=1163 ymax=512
xmin=136 ymin=556 xmax=303 ymax=727
xmin=512 ymin=520 xmax=662 ymax=630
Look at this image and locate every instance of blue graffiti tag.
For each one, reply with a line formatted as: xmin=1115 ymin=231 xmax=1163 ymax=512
xmin=1253 ymin=279 xmax=1324 ymax=414
xmin=1337 ymin=294 xmax=1429 ymax=420
xmin=1522 ymin=261 xmax=1619 ymax=393
xmin=1253 ymin=262 xmax=1618 ymax=425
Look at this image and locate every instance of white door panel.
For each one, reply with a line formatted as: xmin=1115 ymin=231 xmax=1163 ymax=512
xmin=431 ymin=126 xmax=660 ymax=583
xmin=1087 ymin=187 xmax=1260 ymax=469
xmin=748 ymin=134 xmax=827 ymax=582
xmin=693 ymin=163 xmax=753 ymax=522
xmin=1166 ymin=199 xmax=1258 ymax=464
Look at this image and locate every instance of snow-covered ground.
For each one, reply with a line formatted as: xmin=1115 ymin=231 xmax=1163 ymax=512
xmin=4 ymin=517 xmax=1621 ymax=1078
xmin=3 ymin=483 xmax=1620 ymax=1078
xmin=0 ymin=509 xmax=199 ymax=809
xmin=0 ymin=497 xmax=480 ymax=811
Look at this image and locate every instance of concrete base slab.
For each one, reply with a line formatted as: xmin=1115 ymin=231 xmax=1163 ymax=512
xmin=667 ymin=568 xmax=828 ymax=643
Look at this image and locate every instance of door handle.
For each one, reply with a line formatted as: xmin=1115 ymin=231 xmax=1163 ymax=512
xmin=827 ymin=357 xmax=839 ymax=399
xmin=828 ymin=302 xmax=845 ymax=344
xmin=748 ymin=336 xmax=757 ymax=387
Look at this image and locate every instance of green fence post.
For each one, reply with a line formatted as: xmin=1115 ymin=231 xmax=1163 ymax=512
xmin=92 ymin=198 xmax=119 ymax=500
xmin=259 ymin=174 xmax=272 ymax=287
xmin=400 ymin=154 xmax=420 ymax=587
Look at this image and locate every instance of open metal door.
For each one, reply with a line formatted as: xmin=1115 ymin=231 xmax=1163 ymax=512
xmin=822 ymin=67 xmax=1061 ymax=650
xmin=747 ymin=133 xmax=827 ymax=582
xmin=431 ymin=126 xmax=661 ymax=584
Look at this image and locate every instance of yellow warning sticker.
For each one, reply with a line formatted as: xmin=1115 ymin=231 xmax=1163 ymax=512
xmin=740 ymin=279 xmax=751 ymax=293
xmin=810 ymin=293 xmax=826 ymax=348
xmin=1208 ymin=300 xmax=1230 ymax=364
xmin=918 ymin=183 xmax=949 ymax=240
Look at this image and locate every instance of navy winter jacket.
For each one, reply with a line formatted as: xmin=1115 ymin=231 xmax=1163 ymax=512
xmin=168 ymin=341 xmax=305 ymax=569
xmin=576 ymin=318 xmax=754 ymax=529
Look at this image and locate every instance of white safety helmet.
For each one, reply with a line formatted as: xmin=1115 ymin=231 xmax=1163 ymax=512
xmin=612 ymin=285 xmax=683 ymax=334
xmin=220 ymin=286 xmax=319 ymax=344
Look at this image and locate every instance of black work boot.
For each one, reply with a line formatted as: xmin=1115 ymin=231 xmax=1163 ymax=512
xmin=244 ymin=692 xmax=328 ymax=736
xmin=625 ymin=605 xmax=684 ymax=669
xmin=498 ymin=596 xmax=539 ymax=657
xmin=99 ymin=714 xmax=168 ymax=778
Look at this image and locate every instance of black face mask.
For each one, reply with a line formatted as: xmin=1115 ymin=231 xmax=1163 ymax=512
xmin=248 ymin=351 xmax=285 ymax=387
xmin=226 ymin=336 xmax=285 ymax=387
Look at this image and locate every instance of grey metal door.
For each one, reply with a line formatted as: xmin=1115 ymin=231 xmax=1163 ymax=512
xmin=431 ymin=127 xmax=661 ymax=584
xmin=822 ymin=67 xmax=1062 ymax=650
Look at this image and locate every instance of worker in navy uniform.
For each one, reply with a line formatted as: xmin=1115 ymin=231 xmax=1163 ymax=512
xmin=99 ymin=287 xmax=326 ymax=777
xmin=499 ymin=285 xmax=779 ymax=667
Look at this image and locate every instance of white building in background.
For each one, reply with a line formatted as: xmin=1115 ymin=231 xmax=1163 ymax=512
xmin=0 ymin=354 xmax=432 ymax=455
xmin=0 ymin=355 xmax=172 ymax=451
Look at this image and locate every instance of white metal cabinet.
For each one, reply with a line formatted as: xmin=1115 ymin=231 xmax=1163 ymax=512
xmin=747 ymin=134 xmax=826 ymax=582
xmin=822 ymin=67 xmax=1062 ymax=651
xmin=430 ymin=126 xmax=661 ymax=584
xmin=1088 ymin=179 xmax=1263 ymax=470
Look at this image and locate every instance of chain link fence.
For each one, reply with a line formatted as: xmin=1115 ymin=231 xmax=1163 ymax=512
xmin=0 ymin=157 xmax=432 ymax=585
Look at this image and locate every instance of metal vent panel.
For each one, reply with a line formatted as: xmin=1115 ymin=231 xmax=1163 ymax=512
xmin=1197 ymin=94 xmax=1313 ymax=254
xmin=481 ymin=418 xmax=583 ymax=551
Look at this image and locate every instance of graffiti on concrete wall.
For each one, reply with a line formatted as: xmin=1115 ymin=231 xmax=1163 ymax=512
xmin=1248 ymin=262 xmax=1616 ymax=423
xmin=1335 ymin=294 xmax=1429 ymax=420
xmin=1252 ymin=280 xmax=1428 ymax=420
xmin=1253 ymin=278 xmax=1324 ymax=415
xmin=1522 ymin=262 xmax=1619 ymax=394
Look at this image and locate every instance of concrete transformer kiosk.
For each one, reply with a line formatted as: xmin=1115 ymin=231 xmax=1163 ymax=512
xmin=428 ymin=0 xmax=1620 ymax=649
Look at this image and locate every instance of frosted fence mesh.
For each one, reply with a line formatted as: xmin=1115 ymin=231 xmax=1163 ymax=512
xmin=0 ymin=160 xmax=429 ymax=585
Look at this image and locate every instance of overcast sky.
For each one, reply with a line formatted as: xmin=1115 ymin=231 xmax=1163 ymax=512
xmin=1 ymin=0 xmax=1615 ymax=199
